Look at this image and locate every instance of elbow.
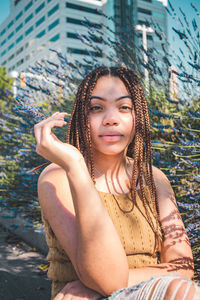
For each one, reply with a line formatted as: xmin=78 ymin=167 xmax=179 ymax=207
xmin=77 ymin=264 xmax=128 ymax=296
xmin=175 ymin=265 xmax=194 ymax=281
xmin=99 ymin=277 xmax=128 ymax=297
xmin=186 ymin=269 xmax=194 ymax=280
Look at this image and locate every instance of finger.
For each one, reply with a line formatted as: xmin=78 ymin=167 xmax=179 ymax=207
xmin=53 ymin=291 xmax=65 ymax=300
xmin=39 ymin=112 xmax=67 ymax=126
xmin=34 ymin=113 xmax=67 ymax=144
xmin=50 ymin=132 xmax=61 ymax=142
xmin=41 ymin=119 xmax=67 ymax=144
xmin=36 ymin=112 xmax=68 ymax=131
xmin=52 ymin=112 xmax=69 ymax=119
xmin=34 ymin=123 xmax=41 ymax=144
xmin=52 ymin=111 xmax=59 ymax=116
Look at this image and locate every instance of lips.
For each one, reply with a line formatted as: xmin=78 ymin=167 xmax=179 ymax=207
xmin=99 ymin=131 xmax=123 ymax=142
xmin=99 ymin=131 xmax=122 ymax=137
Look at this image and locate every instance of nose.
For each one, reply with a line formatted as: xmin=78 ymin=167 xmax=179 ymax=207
xmin=103 ymin=109 xmax=119 ymax=126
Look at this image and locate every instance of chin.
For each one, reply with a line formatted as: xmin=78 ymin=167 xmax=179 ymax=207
xmin=93 ymin=145 xmax=126 ymax=156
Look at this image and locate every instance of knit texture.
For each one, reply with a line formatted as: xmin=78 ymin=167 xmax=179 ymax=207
xmin=42 ymin=186 xmax=161 ymax=299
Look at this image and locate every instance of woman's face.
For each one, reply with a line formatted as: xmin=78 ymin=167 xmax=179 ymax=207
xmin=88 ymin=75 xmax=135 ymax=156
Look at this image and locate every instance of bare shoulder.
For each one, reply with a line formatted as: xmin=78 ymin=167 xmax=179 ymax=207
xmin=151 ymin=165 xmax=179 ymax=224
xmin=39 ymin=162 xmax=67 ymax=183
xmin=152 ymin=165 xmax=173 ymax=201
xmin=152 ymin=168 xmax=194 ymax=270
xmin=38 ymin=164 xmax=78 ymax=269
xmin=38 ymin=163 xmax=74 ymax=214
xmin=152 ymin=165 xmax=170 ymax=186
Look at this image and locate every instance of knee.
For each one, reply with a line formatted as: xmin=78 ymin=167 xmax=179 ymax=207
xmin=165 ymin=278 xmax=198 ymax=300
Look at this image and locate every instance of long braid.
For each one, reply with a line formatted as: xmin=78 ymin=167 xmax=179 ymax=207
xmin=119 ymin=68 xmax=162 ymax=246
xmin=112 ymin=67 xmax=162 ymax=246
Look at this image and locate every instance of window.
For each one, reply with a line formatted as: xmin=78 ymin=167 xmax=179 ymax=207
xmin=16 ymin=11 xmax=23 ymax=21
xmin=16 ymin=34 xmax=23 ymax=43
xmin=2 ymin=60 xmax=7 ymax=65
xmin=138 ymin=20 xmax=150 ymax=26
xmin=16 ymin=58 xmax=24 ymax=67
xmin=1 ymin=50 xmax=7 ymax=57
xmin=48 ymin=19 xmax=59 ymax=31
xmin=138 ymin=32 xmax=153 ymax=40
xmin=50 ymin=33 xmax=60 ymax=42
xmin=25 ymin=13 xmax=33 ymax=23
xmin=8 ymin=54 xmax=15 ymax=61
xmin=36 ymin=15 xmax=45 ymax=27
xmin=67 ymin=32 xmax=77 ymax=39
xmin=15 ymin=0 xmax=21 ymax=5
xmin=16 ymin=46 xmax=23 ymax=55
xmin=142 ymin=0 xmax=152 ymax=2
xmin=8 ymin=20 xmax=14 ymax=29
xmin=25 ymin=25 xmax=34 ymax=36
xmin=8 ymin=31 xmax=14 ymax=39
xmin=8 ymin=65 xmax=15 ymax=72
xmin=66 ymin=2 xmax=100 ymax=15
xmin=8 ymin=43 xmax=14 ymax=50
xmin=66 ymin=17 xmax=82 ymax=25
xmin=138 ymin=8 xmax=152 ymax=15
xmin=25 ymin=1 xmax=33 ymax=12
xmin=67 ymin=47 xmax=102 ymax=57
xmin=1 ymin=28 xmax=6 ymax=36
xmin=67 ymin=32 xmax=102 ymax=43
xmin=47 ymin=0 xmax=52 ymax=2
xmin=16 ymin=23 xmax=23 ymax=32
xmin=35 ymin=2 xmax=45 ymax=14
xmin=48 ymin=4 xmax=59 ymax=17
xmin=36 ymin=29 xmax=46 ymax=38
xmin=66 ymin=17 xmax=101 ymax=28
xmin=1 ymin=39 xmax=6 ymax=46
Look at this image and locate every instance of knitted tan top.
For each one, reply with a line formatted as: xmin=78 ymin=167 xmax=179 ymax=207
xmin=42 ymin=186 xmax=161 ymax=299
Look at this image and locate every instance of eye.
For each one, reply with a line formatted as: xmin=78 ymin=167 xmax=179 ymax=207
xmin=120 ymin=105 xmax=133 ymax=111
xmin=89 ymin=105 xmax=103 ymax=112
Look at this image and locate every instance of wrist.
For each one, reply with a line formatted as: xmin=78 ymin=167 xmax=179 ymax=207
xmin=64 ymin=155 xmax=89 ymax=176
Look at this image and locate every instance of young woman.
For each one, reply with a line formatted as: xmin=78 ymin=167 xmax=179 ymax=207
xmin=34 ymin=67 xmax=199 ymax=300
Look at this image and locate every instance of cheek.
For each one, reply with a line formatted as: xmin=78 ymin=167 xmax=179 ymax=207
xmin=89 ymin=117 xmax=98 ymax=139
xmin=128 ymin=113 xmax=135 ymax=132
xmin=127 ymin=115 xmax=135 ymax=142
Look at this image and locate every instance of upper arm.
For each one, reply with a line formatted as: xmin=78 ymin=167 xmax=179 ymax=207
xmin=152 ymin=166 xmax=194 ymax=274
xmin=38 ymin=163 xmax=79 ymax=273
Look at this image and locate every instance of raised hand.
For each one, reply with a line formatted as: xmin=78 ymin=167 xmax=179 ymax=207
xmin=34 ymin=112 xmax=83 ymax=170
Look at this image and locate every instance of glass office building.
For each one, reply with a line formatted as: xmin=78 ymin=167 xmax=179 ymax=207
xmin=0 ymin=0 xmax=167 ymax=83
xmin=105 ymin=0 xmax=168 ymax=82
xmin=0 ymin=0 xmax=106 ymax=73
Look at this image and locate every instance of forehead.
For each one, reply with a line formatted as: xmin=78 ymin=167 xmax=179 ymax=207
xmin=91 ymin=75 xmax=129 ymax=98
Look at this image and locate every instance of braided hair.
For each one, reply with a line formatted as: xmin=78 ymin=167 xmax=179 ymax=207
xmin=67 ymin=66 xmax=162 ymax=249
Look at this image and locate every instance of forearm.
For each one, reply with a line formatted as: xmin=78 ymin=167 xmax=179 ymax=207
xmin=65 ymin=158 xmax=129 ymax=295
xmin=128 ymin=263 xmax=194 ymax=287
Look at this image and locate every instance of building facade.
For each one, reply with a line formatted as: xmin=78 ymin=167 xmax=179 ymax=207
xmin=135 ymin=0 xmax=168 ymax=63
xmin=0 ymin=0 xmax=168 ymax=84
xmin=0 ymin=0 xmax=106 ymax=74
xmin=105 ymin=0 xmax=168 ymax=83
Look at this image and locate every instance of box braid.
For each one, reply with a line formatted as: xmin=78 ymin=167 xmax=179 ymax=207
xmin=66 ymin=66 xmax=162 ymax=248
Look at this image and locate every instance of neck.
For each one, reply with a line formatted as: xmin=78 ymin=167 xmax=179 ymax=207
xmin=91 ymin=151 xmax=132 ymax=195
xmin=93 ymin=151 xmax=127 ymax=176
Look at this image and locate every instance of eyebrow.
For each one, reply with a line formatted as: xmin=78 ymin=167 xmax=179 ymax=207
xmin=90 ymin=95 xmax=132 ymax=101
